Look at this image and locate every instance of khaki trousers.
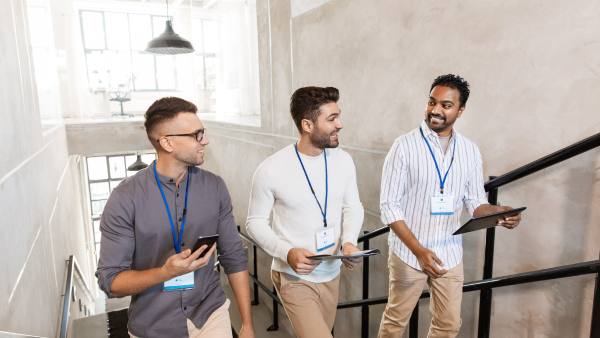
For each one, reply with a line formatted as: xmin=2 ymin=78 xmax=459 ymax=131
xmin=378 ymin=252 xmax=464 ymax=338
xmin=271 ymin=271 xmax=340 ymax=338
xmin=130 ymin=299 xmax=232 ymax=338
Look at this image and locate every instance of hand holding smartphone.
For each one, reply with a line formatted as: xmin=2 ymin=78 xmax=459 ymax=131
xmin=192 ymin=235 xmax=219 ymax=259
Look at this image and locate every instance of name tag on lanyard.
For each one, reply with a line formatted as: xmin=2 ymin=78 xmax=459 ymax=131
xmin=164 ymin=271 xmax=195 ymax=291
xmin=431 ymin=192 xmax=455 ymax=215
xmin=316 ymin=227 xmax=336 ymax=252
xmin=420 ymin=127 xmax=457 ymax=216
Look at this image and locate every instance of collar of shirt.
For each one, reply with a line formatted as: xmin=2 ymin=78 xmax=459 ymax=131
xmin=149 ymin=161 xmax=192 ymax=191
xmin=420 ymin=120 xmax=457 ymax=145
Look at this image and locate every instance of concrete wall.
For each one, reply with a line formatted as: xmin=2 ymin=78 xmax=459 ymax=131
xmin=0 ymin=0 xmax=96 ymax=336
xmin=199 ymin=0 xmax=600 ymax=337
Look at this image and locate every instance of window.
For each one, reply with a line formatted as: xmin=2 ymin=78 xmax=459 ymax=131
xmin=79 ymin=10 xmax=176 ymax=92
xmin=86 ymin=153 xmax=156 ymax=256
xmin=26 ymin=0 xmax=61 ymax=125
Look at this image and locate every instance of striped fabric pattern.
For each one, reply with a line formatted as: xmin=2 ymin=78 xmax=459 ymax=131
xmin=380 ymin=121 xmax=489 ymax=271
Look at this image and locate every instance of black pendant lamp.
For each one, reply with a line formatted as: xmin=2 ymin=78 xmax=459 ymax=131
xmin=127 ymin=155 xmax=148 ymax=171
xmin=145 ymin=0 xmax=194 ymax=55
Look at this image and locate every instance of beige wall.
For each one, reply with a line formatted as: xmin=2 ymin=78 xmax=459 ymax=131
xmin=200 ymin=0 xmax=600 ymax=337
xmin=0 ymin=0 xmax=96 ymax=336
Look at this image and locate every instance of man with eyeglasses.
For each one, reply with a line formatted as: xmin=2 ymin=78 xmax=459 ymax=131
xmin=96 ymin=97 xmax=255 ymax=338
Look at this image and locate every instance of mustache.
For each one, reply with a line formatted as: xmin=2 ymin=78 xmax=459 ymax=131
xmin=427 ymin=113 xmax=445 ymax=121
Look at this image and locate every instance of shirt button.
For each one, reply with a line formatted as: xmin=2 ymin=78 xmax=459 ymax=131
xmin=183 ymin=306 xmax=187 ymax=311
xmin=177 ymin=193 xmax=180 ymax=197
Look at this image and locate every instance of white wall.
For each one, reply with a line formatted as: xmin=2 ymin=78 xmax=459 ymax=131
xmin=199 ymin=0 xmax=600 ymax=337
xmin=0 ymin=0 xmax=96 ymax=336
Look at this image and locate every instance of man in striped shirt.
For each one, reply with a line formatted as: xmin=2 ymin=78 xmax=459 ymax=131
xmin=377 ymin=74 xmax=521 ymax=338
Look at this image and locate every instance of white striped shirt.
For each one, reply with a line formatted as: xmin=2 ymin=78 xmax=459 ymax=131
xmin=380 ymin=121 xmax=489 ymax=271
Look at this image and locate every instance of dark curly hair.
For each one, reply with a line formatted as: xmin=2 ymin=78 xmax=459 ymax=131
xmin=430 ymin=74 xmax=470 ymax=107
xmin=290 ymin=86 xmax=339 ymax=132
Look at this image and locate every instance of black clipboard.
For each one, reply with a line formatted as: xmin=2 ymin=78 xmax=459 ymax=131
xmin=453 ymin=207 xmax=526 ymax=235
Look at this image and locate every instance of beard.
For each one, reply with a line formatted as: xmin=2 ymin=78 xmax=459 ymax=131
xmin=175 ymin=150 xmax=204 ymax=166
xmin=310 ymin=130 xmax=340 ymax=149
xmin=426 ymin=113 xmax=454 ymax=133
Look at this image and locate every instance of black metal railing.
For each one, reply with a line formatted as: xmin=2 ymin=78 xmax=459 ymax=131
xmin=240 ymin=132 xmax=600 ymax=338
xmin=59 ymin=255 xmax=94 ymax=338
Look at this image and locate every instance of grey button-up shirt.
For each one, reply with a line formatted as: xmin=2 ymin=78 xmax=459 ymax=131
xmin=96 ymin=162 xmax=247 ymax=338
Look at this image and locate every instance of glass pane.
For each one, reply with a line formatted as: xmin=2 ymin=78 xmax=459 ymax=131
xmin=125 ymin=155 xmax=137 ymax=177
xmin=129 ymin=14 xmax=152 ymax=50
xmin=141 ymin=153 xmax=156 ymax=165
xmin=86 ymin=51 xmax=108 ymax=90
xmin=90 ymin=182 xmax=110 ymax=200
xmin=105 ymin=12 xmax=129 ymax=50
xmin=202 ymin=20 xmax=219 ymax=54
xmin=106 ymin=50 xmax=132 ymax=89
xmin=109 ymin=180 xmax=123 ymax=192
xmin=91 ymin=200 xmax=107 ymax=217
xmin=156 ymin=56 xmax=176 ymax=90
xmin=81 ymin=11 xmax=106 ymax=49
xmin=87 ymin=157 xmax=108 ymax=180
xmin=93 ymin=219 xmax=101 ymax=243
xmin=204 ymin=56 xmax=218 ymax=90
xmin=132 ymin=53 xmax=156 ymax=90
xmin=108 ymin=156 xmax=126 ymax=178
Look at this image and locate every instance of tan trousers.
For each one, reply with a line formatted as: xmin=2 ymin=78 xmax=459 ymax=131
xmin=272 ymin=271 xmax=340 ymax=338
xmin=130 ymin=299 xmax=232 ymax=338
xmin=378 ymin=252 xmax=464 ymax=338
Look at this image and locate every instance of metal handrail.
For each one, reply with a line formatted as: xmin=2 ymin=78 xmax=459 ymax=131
xmin=337 ymin=259 xmax=600 ymax=308
xmin=484 ymin=132 xmax=600 ymax=191
xmin=240 ymin=132 xmax=600 ymax=338
xmin=59 ymin=255 xmax=93 ymax=338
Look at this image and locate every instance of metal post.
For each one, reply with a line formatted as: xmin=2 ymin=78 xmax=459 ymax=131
xmin=362 ymin=231 xmax=370 ymax=338
xmin=252 ymin=245 xmax=259 ymax=305
xmin=409 ymin=302 xmax=419 ymax=338
xmin=267 ymin=286 xmax=279 ymax=331
xmin=590 ymin=253 xmax=599 ymax=338
xmin=478 ymin=176 xmax=498 ymax=338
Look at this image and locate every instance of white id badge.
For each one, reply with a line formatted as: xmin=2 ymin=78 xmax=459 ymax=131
xmin=431 ymin=192 xmax=454 ymax=215
xmin=315 ymin=227 xmax=336 ymax=252
xmin=163 ymin=271 xmax=195 ymax=291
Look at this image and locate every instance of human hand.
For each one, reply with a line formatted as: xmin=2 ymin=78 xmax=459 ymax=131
xmin=238 ymin=324 xmax=255 ymax=338
xmin=341 ymin=243 xmax=362 ymax=270
xmin=495 ymin=205 xmax=522 ymax=229
xmin=415 ymin=247 xmax=447 ymax=278
xmin=161 ymin=244 xmax=216 ymax=279
xmin=287 ymin=248 xmax=321 ymax=275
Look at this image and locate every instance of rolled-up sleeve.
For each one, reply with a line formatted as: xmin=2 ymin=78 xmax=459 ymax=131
xmin=95 ymin=188 xmax=135 ymax=298
xmin=215 ymin=176 xmax=248 ymax=274
xmin=463 ymin=145 xmax=489 ymax=216
xmin=380 ymin=139 xmax=408 ymax=225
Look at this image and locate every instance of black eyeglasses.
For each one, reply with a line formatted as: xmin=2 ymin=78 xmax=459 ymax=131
xmin=158 ymin=128 xmax=205 ymax=142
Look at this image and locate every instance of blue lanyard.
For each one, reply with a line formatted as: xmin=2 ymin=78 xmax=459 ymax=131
xmin=153 ymin=162 xmax=191 ymax=253
xmin=294 ymin=144 xmax=328 ymax=227
xmin=419 ymin=127 xmax=456 ymax=194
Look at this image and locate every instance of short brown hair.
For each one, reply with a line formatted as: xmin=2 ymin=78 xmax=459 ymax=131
xmin=144 ymin=97 xmax=197 ymax=135
xmin=290 ymin=86 xmax=339 ymax=131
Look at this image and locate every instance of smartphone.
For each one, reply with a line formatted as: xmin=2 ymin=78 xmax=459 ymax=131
xmin=192 ymin=234 xmax=219 ymax=258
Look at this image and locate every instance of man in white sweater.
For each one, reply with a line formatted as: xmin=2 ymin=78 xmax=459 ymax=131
xmin=246 ymin=86 xmax=364 ymax=338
